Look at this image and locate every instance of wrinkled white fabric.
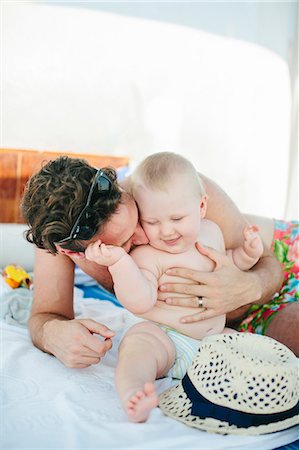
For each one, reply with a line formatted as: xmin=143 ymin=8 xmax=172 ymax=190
xmin=1 ymin=291 xmax=298 ymax=449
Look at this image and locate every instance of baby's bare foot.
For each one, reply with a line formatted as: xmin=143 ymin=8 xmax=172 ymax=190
xmin=126 ymin=382 xmax=158 ymax=422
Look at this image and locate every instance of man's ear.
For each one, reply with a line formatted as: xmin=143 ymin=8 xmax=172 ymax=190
xmin=56 ymin=246 xmax=85 ymax=259
xmin=199 ymin=194 xmax=208 ymax=218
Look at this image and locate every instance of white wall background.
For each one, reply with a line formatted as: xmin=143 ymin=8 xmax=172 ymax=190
xmin=1 ymin=1 xmax=297 ymax=220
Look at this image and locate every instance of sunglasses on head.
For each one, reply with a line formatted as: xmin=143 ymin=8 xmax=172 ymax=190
xmin=55 ymin=169 xmax=112 ymax=244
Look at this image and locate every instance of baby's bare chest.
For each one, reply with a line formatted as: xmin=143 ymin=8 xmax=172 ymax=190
xmin=157 ymin=247 xmax=214 ymax=286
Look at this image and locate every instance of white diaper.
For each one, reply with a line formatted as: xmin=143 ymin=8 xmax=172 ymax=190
xmin=158 ymin=325 xmax=200 ymax=379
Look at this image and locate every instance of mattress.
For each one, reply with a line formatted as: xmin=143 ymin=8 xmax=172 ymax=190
xmin=1 ymin=281 xmax=298 ymax=449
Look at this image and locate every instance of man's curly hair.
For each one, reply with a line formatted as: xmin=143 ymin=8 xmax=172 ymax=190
xmin=21 ymin=156 xmax=122 ymax=254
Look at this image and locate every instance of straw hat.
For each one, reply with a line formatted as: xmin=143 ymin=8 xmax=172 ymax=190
xmin=159 ymin=333 xmax=299 ymax=435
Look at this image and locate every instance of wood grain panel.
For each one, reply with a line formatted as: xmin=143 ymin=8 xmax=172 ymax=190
xmin=0 ymin=152 xmax=20 ymax=223
xmin=0 ymin=148 xmax=130 ymax=223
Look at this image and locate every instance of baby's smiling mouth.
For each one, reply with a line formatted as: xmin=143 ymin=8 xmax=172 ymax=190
xmin=163 ymin=237 xmax=180 ymax=246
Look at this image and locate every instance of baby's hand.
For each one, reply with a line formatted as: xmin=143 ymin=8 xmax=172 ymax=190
xmin=243 ymin=225 xmax=263 ymax=259
xmin=85 ymin=240 xmax=126 ymax=267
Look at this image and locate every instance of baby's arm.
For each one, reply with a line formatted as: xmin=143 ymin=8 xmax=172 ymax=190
xmin=227 ymin=225 xmax=263 ymax=271
xmin=84 ymin=241 xmax=157 ymax=314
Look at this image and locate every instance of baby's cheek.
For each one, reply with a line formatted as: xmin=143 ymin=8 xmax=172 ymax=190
xmin=142 ymin=226 xmax=154 ymax=240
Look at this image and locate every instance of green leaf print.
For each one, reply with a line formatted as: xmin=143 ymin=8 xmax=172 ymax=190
xmin=273 ymin=240 xmax=289 ymax=263
xmin=284 ymin=261 xmax=295 ymax=271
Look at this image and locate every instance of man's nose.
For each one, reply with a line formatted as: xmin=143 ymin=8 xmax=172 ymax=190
xmin=132 ymin=223 xmax=149 ymax=245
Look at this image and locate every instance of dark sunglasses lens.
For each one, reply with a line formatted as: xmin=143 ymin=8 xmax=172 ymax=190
xmin=75 ymin=207 xmax=96 ymax=240
xmin=76 ymin=225 xmax=94 ymax=240
xmin=58 ymin=171 xmax=112 ymax=243
xmin=98 ymin=175 xmax=111 ymax=192
xmin=89 ymin=174 xmax=111 ymax=204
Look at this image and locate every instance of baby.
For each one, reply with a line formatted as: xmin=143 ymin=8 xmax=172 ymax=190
xmin=85 ymin=152 xmax=263 ymax=422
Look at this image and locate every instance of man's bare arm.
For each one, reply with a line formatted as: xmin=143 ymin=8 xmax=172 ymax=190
xmin=226 ymin=247 xmax=283 ymax=323
xmin=201 ymin=173 xmax=283 ymax=300
xmin=29 ymin=248 xmax=76 ymax=351
xmin=29 ymin=248 xmax=114 ymax=367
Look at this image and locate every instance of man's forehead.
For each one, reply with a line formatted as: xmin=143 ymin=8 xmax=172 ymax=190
xmin=99 ymin=198 xmax=137 ymax=245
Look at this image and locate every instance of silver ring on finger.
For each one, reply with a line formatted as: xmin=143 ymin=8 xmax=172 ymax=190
xmin=197 ymin=296 xmax=204 ymax=308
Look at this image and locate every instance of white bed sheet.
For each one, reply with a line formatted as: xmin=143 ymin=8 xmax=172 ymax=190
xmin=1 ymin=291 xmax=299 ymax=450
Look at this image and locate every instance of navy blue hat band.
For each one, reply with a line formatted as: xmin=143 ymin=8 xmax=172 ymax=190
xmin=182 ymin=373 xmax=299 ymax=429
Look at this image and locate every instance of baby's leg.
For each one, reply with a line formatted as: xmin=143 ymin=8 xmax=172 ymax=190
xmin=222 ymin=327 xmax=238 ymax=333
xmin=116 ymin=321 xmax=176 ymax=423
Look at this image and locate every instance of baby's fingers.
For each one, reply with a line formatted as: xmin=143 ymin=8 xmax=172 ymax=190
xmin=100 ymin=243 xmax=110 ymax=256
xmin=250 ymin=236 xmax=261 ymax=248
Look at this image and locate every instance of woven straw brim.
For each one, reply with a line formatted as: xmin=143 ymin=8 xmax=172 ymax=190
xmin=159 ymin=383 xmax=299 ymax=435
xmin=186 ymin=334 xmax=298 ymax=415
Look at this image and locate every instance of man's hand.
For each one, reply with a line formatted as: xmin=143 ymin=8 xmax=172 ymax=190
xmin=85 ymin=240 xmax=126 ymax=267
xmin=43 ymin=318 xmax=115 ymax=368
xmin=158 ymin=243 xmax=261 ymax=323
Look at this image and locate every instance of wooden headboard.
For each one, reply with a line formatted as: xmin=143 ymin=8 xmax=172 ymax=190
xmin=0 ymin=148 xmax=129 ymax=223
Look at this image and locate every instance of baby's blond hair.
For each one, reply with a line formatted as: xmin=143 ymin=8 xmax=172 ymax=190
xmin=132 ymin=152 xmax=205 ymax=196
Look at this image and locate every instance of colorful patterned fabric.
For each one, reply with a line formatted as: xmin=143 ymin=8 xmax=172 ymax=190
xmin=238 ymin=220 xmax=299 ymax=335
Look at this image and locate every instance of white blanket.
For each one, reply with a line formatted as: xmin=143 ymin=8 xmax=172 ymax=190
xmin=1 ymin=289 xmax=298 ymax=449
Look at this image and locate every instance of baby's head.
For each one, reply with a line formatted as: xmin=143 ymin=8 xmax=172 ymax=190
xmin=132 ymin=152 xmax=205 ymax=195
xmin=131 ymin=152 xmax=207 ymax=253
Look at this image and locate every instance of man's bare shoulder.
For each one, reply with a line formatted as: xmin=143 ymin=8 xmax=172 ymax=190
xmin=201 ymin=218 xmax=222 ymax=232
xmin=119 ymin=175 xmax=132 ymax=193
xmin=198 ymin=172 xmax=248 ymax=248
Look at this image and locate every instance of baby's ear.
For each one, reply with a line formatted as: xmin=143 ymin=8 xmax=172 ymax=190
xmin=199 ymin=195 xmax=208 ymax=218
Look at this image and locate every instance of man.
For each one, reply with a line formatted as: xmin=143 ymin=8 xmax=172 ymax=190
xmin=21 ymin=156 xmax=297 ymax=367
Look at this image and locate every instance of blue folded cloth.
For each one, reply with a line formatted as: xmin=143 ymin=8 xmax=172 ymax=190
xmin=75 ymin=283 xmax=123 ymax=308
